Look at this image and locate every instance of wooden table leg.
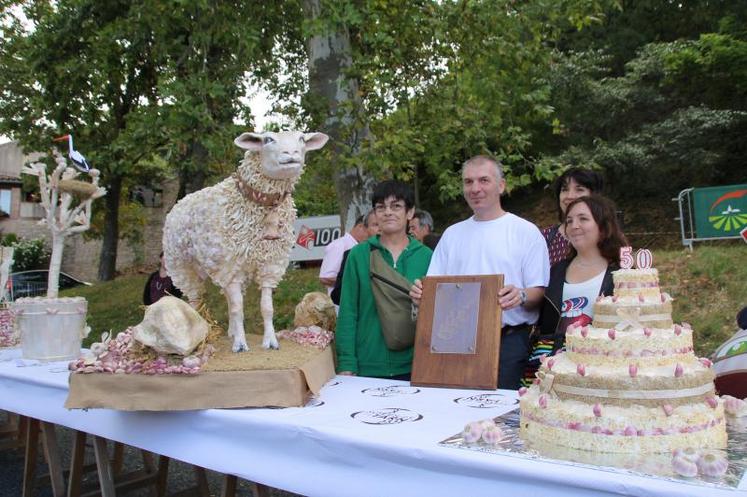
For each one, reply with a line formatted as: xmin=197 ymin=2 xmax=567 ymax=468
xmin=220 ymin=474 xmax=237 ymax=497
xmin=41 ymin=421 xmax=66 ymax=497
xmin=255 ymin=482 xmax=272 ymax=497
xmin=92 ymin=436 xmax=116 ymax=497
xmin=67 ymin=430 xmax=87 ymax=497
xmin=155 ymin=456 xmax=170 ymax=497
xmin=111 ymin=442 xmax=124 ymax=476
xmin=193 ymin=465 xmax=210 ymax=497
xmin=22 ymin=417 xmax=40 ymax=497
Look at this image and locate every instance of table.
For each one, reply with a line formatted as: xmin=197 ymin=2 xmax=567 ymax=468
xmin=0 ymin=347 xmax=744 ymax=497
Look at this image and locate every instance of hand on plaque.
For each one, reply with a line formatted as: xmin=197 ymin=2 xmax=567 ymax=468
xmin=409 ymin=279 xmax=423 ymax=305
xmin=498 ymin=284 xmax=521 ymax=310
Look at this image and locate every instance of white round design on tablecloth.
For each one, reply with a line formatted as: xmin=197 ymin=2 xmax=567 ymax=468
xmin=351 ymin=407 xmax=423 ymax=425
xmin=453 ymin=393 xmax=518 ymax=408
xmin=305 ymin=398 xmax=325 ymax=408
xmin=361 ymin=385 xmax=421 ymax=397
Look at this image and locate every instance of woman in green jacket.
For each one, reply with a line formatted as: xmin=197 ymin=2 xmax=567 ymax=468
xmin=335 ymin=180 xmax=432 ymax=379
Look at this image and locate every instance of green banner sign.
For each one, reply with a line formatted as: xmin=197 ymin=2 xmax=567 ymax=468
xmin=692 ymin=184 xmax=747 ymax=239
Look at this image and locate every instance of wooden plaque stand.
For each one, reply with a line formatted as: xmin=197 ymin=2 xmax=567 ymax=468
xmin=411 ymin=275 xmax=503 ymax=390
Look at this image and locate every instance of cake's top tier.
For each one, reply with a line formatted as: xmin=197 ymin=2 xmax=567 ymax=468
xmin=592 ymin=268 xmax=673 ymax=329
xmin=613 ymin=268 xmax=660 ymax=299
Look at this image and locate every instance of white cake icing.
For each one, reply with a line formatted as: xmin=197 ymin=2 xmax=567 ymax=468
xmin=519 ymin=267 xmax=727 ymax=453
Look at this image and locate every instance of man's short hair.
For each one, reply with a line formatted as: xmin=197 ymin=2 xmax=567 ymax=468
xmin=413 ymin=210 xmax=434 ymax=230
xmin=462 ymin=155 xmax=503 ymax=180
xmin=354 ymin=214 xmax=365 ymax=226
xmin=371 ymin=180 xmax=415 ymax=210
xmin=363 ymin=210 xmax=376 ymax=227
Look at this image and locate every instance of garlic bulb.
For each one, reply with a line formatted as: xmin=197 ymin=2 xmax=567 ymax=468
xmin=672 ymin=455 xmax=698 ymax=478
xmin=696 ymin=452 xmax=729 ymax=478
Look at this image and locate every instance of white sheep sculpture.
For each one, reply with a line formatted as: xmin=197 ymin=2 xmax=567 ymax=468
xmin=163 ymin=131 xmax=329 ymax=352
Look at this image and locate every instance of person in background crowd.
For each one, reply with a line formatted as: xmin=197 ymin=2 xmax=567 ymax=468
xmin=524 ymin=195 xmax=628 ymax=387
xmin=336 ymin=180 xmax=432 ymax=380
xmin=319 ymin=211 xmax=378 ymax=294
xmin=410 ymin=155 xmax=549 ymax=390
xmin=143 ymin=252 xmax=182 ymax=305
xmin=543 ymin=168 xmax=604 ymax=266
xmin=409 ymin=210 xmax=440 ymax=250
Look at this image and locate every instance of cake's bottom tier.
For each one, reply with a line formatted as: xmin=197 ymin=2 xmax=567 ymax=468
xmin=519 ymin=389 xmax=727 ymax=453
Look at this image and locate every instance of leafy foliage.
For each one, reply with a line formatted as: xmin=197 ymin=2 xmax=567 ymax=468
xmin=4 ymin=237 xmax=50 ymax=272
xmin=539 ymin=31 xmax=747 ymax=199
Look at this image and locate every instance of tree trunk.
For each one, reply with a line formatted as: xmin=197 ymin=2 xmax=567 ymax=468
xmin=303 ymin=0 xmax=375 ymax=231
xmin=176 ymin=141 xmax=209 ymax=201
xmin=46 ymin=234 xmax=65 ymax=298
xmin=97 ymin=175 xmax=122 ymax=281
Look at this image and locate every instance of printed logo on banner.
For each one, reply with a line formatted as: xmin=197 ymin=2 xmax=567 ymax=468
xmin=295 ymin=225 xmax=316 ymax=249
xmin=361 ymin=385 xmax=421 ymax=397
xmin=453 ymin=393 xmax=518 ymax=408
xmin=708 ymin=189 xmax=747 ymax=232
xmin=351 ymin=407 xmax=423 ymax=425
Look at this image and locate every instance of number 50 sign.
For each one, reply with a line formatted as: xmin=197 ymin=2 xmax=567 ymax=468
xmin=620 ymin=247 xmax=653 ymax=269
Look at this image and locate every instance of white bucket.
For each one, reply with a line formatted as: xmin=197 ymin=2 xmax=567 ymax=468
xmin=13 ymin=297 xmax=88 ymax=361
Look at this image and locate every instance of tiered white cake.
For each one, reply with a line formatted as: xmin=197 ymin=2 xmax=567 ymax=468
xmin=519 ymin=268 xmax=727 ymax=453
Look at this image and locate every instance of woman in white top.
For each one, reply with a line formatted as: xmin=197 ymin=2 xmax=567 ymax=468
xmin=523 ymin=195 xmax=628 ymax=386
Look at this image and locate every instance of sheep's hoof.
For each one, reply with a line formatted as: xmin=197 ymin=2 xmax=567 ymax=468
xmin=262 ymin=336 xmax=279 ymax=350
xmin=232 ymin=342 xmax=249 ymax=353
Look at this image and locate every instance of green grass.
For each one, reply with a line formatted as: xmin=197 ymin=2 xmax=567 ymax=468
xmin=657 ymin=245 xmax=747 ymax=356
xmin=60 ymin=267 xmax=325 ymax=346
xmin=62 ymin=246 xmax=746 ymax=355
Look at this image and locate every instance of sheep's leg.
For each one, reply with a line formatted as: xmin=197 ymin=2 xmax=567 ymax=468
xmin=225 ymin=282 xmax=249 ymax=353
xmin=260 ymin=286 xmax=279 ymax=350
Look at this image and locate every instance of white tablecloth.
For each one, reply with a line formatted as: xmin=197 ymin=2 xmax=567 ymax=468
xmin=0 ymin=347 xmax=743 ymax=497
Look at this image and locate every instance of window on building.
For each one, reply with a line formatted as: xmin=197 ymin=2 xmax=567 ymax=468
xmin=0 ymin=189 xmax=11 ymax=217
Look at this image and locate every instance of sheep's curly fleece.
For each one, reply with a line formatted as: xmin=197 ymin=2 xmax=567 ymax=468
xmin=163 ymin=151 xmax=298 ymax=300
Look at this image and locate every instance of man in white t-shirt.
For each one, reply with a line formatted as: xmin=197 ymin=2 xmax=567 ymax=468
xmin=410 ymin=155 xmax=550 ymax=389
xmin=319 ymin=211 xmax=378 ymax=294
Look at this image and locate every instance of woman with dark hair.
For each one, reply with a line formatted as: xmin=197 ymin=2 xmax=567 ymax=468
xmin=336 ymin=180 xmax=432 ymax=380
xmin=523 ymin=195 xmax=627 ymax=386
xmin=543 ymin=168 xmax=604 ymax=266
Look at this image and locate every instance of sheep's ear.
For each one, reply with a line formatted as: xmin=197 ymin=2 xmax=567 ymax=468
xmin=303 ymin=132 xmax=329 ymax=151
xmin=234 ymin=132 xmax=264 ymax=150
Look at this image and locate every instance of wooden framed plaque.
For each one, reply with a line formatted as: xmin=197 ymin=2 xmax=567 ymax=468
xmin=410 ymin=275 xmax=503 ymax=390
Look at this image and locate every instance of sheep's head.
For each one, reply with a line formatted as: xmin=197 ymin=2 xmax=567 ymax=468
xmin=234 ymin=131 xmax=329 ymax=180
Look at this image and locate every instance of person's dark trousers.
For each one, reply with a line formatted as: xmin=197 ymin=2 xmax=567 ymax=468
xmin=498 ymin=324 xmax=531 ymax=390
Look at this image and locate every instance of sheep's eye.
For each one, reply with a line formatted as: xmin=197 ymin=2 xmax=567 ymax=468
xmin=263 ymin=136 xmax=275 ymax=145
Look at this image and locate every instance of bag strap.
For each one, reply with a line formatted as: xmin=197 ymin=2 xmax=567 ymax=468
xmin=369 ymin=247 xmax=411 ymax=296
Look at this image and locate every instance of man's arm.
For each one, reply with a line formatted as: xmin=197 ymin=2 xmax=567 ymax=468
xmin=319 ymin=240 xmax=343 ymax=287
xmin=498 ymin=225 xmax=550 ymax=311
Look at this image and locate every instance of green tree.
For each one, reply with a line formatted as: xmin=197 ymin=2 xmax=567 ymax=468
xmin=0 ymin=1 xmax=280 ymax=279
xmin=0 ymin=1 xmax=167 ymax=280
xmin=538 ymin=33 xmax=747 ymax=198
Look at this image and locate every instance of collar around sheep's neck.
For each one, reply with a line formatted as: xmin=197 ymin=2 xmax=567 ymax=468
xmin=233 ymin=173 xmax=291 ymax=208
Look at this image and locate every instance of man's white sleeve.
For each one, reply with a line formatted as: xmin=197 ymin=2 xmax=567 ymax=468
xmin=522 ymin=229 xmax=550 ymax=288
xmin=319 ymin=241 xmax=343 ymax=279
